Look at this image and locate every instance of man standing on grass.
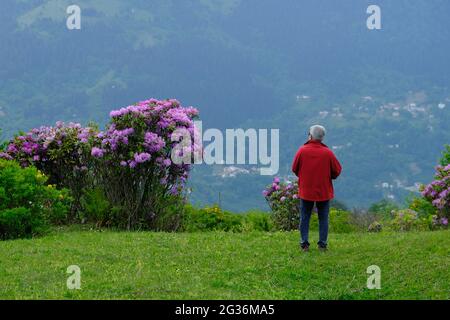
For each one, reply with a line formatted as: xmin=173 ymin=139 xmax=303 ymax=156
xmin=291 ymin=125 xmax=342 ymax=252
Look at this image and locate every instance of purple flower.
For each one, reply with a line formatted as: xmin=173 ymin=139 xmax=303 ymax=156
xmin=0 ymin=152 xmax=13 ymax=160
xmin=144 ymin=132 xmax=165 ymax=153
xmin=91 ymin=147 xmax=104 ymax=158
xmin=163 ymin=158 xmax=172 ymax=167
xmin=432 ymin=198 xmax=444 ymax=209
xmin=438 ymin=189 xmax=450 ymax=199
xmin=129 ymin=160 xmax=137 ymax=168
xmin=440 ymin=217 xmax=448 ymax=226
xmin=170 ymin=185 xmax=179 ymax=195
xmin=134 ymin=152 xmax=151 ymax=164
xmin=7 ymin=144 xmax=18 ymax=153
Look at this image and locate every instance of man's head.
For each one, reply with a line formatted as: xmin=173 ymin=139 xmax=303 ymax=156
xmin=308 ymin=125 xmax=326 ymax=141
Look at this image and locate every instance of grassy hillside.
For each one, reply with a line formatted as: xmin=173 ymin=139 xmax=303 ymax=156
xmin=0 ymin=229 xmax=448 ymax=299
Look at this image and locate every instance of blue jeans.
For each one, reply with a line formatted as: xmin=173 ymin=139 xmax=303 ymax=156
xmin=299 ymin=199 xmax=330 ymax=248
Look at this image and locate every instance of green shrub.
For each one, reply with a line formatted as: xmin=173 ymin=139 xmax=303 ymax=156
xmin=407 ymin=196 xmax=437 ymax=218
xmin=387 ymin=209 xmax=428 ymax=231
xmin=0 ymin=159 xmax=72 ymax=240
xmin=183 ymin=205 xmax=355 ymax=234
xmin=241 ymin=210 xmax=275 ymax=232
xmin=149 ymin=196 xmax=186 ymax=232
xmin=79 ymin=187 xmax=113 ymax=226
xmin=309 ymin=208 xmax=357 ymax=233
xmin=368 ymin=199 xmax=399 ymax=219
xmin=183 ymin=205 xmax=244 ymax=232
xmin=263 ymin=178 xmax=299 ymax=231
xmin=183 ymin=206 xmax=275 ymax=232
xmin=348 ymin=209 xmax=380 ymax=231
xmin=0 ymin=208 xmax=46 ymax=240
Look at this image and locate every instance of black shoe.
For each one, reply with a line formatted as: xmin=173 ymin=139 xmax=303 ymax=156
xmin=300 ymin=242 xmax=310 ymax=252
xmin=318 ymin=242 xmax=327 ymax=251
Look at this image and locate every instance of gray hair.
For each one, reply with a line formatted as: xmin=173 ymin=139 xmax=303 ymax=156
xmin=309 ymin=125 xmax=326 ymax=141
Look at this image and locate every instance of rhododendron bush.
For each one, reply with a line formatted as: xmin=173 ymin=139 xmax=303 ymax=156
xmin=421 ymin=164 xmax=450 ymax=228
xmin=263 ymin=177 xmax=299 ymax=230
xmin=0 ymin=122 xmax=97 ymax=215
xmin=1 ymin=98 xmax=200 ymax=230
xmin=91 ymin=98 xmax=200 ymax=229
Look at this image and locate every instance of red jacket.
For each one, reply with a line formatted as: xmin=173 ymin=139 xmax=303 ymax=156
xmin=291 ymin=140 xmax=342 ymax=201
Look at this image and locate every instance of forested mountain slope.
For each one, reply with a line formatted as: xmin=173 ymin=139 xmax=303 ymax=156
xmin=1 ymin=0 xmax=449 ymax=210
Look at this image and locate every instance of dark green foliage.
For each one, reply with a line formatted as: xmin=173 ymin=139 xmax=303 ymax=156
xmin=243 ymin=210 xmax=275 ymax=232
xmin=0 ymin=159 xmax=71 ymax=240
xmin=368 ymin=200 xmax=400 ymax=219
xmin=309 ymin=209 xmax=358 ymax=234
xmin=0 ymin=208 xmax=46 ymax=240
xmin=79 ymin=187 xmax=186 ymax=232
xmin=79 ymin=187 xmax=113 ymax=226
xmin=183 ymin=205 xmax=244 ymax=232
xmin=271 ymin=206 xmax=299 ymax=231
xmin=407 ymin=196 xmax=437 ymax=218
xmin=148 ymin=197 xmax=186 ymax=232
xmin=440 ymin=145 xmax=450 ymax=166
xmin=182 ymin=205 xmax=274 ymax=232
xmin=348 ymin=209 xmax=380 ymax=231
xmin=388 ymin=209 xmax=429 ymax=232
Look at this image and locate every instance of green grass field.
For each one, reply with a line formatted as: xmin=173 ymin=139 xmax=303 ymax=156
xmin=0 ymin=228 xmax=448 ymax=299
